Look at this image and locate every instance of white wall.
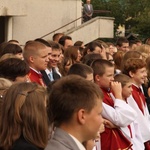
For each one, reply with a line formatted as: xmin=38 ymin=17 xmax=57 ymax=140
xmin=11 ymin=0 xmax=82 ymax=44
xmin=0 ymin=0 xmax=114 ymax=45
xmin=0 ymin=0 xmax=26 ymax=16
xmin=65 ymin=17 xmax=114 ymax=45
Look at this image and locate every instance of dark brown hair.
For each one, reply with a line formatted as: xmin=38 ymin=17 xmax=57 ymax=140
xmin=91 ymin=59 xmax=114 ymax=77
xmin=0 ymin=58 xmax=29 ymax=81
xmin=116 ymin=37 xmax=129 ymax=47
xmin=67 ymin=63 xmax=93 ymax=78
xmin=47 ymin=75 xmax=103 ymax=127
xmin=0 ymin=43 xmax=22 ymax=58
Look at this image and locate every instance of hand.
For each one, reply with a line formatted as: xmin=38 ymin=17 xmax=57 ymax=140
xmin=100 ymin=46 xmax=107 ymax=60
xmin=104 ymin=119 xmax=118 ymax=129
xmin=110 ymin=81 xmax=123 ymax=99
xmin=99 ymin=123 xmax=105 ymax=133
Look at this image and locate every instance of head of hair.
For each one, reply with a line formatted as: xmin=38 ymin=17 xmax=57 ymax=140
xmin=95 ymin=40 xmax=108 ymax=49
xmin=67 ymin=63 xmax=93 ymax=78
xmin=48 ymin=41 xmax=61 ymax=51
xmin=8 ymin=39 xmax=19 ymax=44
xmin=116 ymin=37 xmax=129 ymax=47
xmin=52 ymin=33 xmax=64 ymax=42
xmin=47 ymin=75 xmax=103 ymax=127
xmin=83 ymin=41 xmax=102 ymax=57
xmin=123 ymin=50 xmax=142 ymax=61
xmin=122 ymin=58 xmax=146 ymax=77
xmin=114 ymin=73 xmax=131 ymax=87
xmin=0 ymin=82 xmax=48 ymax=149
xmin=23 ymin=41 xmax=47 ymax=63
xmin=135 ymin=44 xmax=150 ymax=60
xmin=0 ymin=78 xmax=12 ymax=120
xmin=82 ymin=53 xmax=102 ymax=66
xmin=106 ymin=42 xmax=115 ymax=47
xmin=34 ymin=38 xmax=51 ymax=47
xmin=58 ymin=35 xmax=72 ymax=47
xmin=0 ymin=58 xmax=29 ymax=81
xmin=129 ymin=40 xmax=137 ymax=46
xmin=146 ymin=56 xmax=150 ymax=78
xmin=91 ymin=59 xmax=114 ymax=77
xmin=135 ymin=39 xmax=142 ymax=44
xmin=59 ymin=57 xmax=73 ymax=76
xmin=145 ymin=37 xmax=150 ymax=45
xmin=121 ymin=50 xmax=142 ymax=72
xmin=64 ymin=46 xmax=80 ymax=63
xmin=74 ymin=41 xmax=84 ymax=47
xmin=113 ymin=51 xmax=125 ymax=70
xmin=0 ymin=42 xmax=9 ymax=56
xmin=0 ymin=43 xmax=22 ymax=58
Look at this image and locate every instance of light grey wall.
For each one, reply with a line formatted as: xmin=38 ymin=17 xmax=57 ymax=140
xmin=0 ymin=0 xmax=115 ymax=45
xmin=0 ymin=0 xmax=82 ymax=44
xmin=0 ymin=0 xmax=26 ymax=16
xmin=65 ymin=17 xmax=114 ymax=44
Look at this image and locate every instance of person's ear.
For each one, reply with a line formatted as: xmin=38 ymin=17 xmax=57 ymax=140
xmin=29 ymin=56 xmax=34 ymax=63
xmin=95 ymin=74 xmax=100 ymax=82
xmin=87 ymin=49 xmax=91 ymax=54
xmin=77 ymin=109 xmax=87 ymax=125
xmin=129 ymin=71 xmax=134 ymax=78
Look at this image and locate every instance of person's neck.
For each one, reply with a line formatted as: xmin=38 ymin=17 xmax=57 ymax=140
xmin=47 ymin=66 xmax=52 ymax=71
xmin=132 ymin=80 xmax=141 ymax=88
xmin=30 ymin=67 xmax=40 ymax=73
xmin=60 ymin=123 xmax=84 ymax=143
xmin=122 ymin=96 xmax=127 ymax=101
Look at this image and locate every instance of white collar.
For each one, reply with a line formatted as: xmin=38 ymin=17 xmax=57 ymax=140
xmin=45 ymin=68 xmax=52 ymax=75
xmin=30 ymin=67 xmax=41 ymax=74
xmin=69 ymin=134 xmax=86 ymax=150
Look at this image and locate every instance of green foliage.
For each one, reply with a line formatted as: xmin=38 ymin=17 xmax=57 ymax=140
xmin=90 ymin=0 xmax=150 ymax=39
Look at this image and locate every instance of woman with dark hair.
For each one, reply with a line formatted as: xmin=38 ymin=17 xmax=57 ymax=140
xmin=0 ymin=58 xmax=30 ymax=82
xmin=59 ymin=46 xmax=81 ymax=76
xmin=64 ymin=46 xmax=81 ymax=63
xmin=0 ymin=43 xmax=23 ymax=59
xmin=0 ymin=82 xmax=49 ymax=150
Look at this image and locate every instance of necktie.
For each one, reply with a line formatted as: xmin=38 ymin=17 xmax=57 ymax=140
xmin=48 ymin=72 xmax=54 ymax=81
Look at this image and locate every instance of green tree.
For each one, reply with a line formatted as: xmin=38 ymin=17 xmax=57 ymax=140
xmin=90 ymin=0 xmax=150 ymax=39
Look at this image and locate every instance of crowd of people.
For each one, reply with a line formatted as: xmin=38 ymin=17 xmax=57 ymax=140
xmin=0 ymin=32 xmax=150 ymax=150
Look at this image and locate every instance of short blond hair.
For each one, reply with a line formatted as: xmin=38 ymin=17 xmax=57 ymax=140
xmin=23 ymin=41 xmax=47 ymax=63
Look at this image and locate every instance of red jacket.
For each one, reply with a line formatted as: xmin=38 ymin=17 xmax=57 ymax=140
xmin=100 ymin=88 xmax=132 ymax=150
xmin=28 ymin=69 xmax=45 ymax=86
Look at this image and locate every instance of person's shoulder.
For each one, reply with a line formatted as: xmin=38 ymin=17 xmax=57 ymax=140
xmin=45 ymin=128 xmax=79 ymax=150
xmin=12 ymin=136 xmax=41 ymax=150
xmin=45 ymin=139 xmax=70 ymax=150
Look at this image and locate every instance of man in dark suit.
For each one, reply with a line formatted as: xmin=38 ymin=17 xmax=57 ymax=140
xmin=41 ymin=42 xmax=61 ymax=86
xmin=83 ymin=0 xmax=93 ymax=22
xmin=45 ymin=75 xmax=103 ymax=150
